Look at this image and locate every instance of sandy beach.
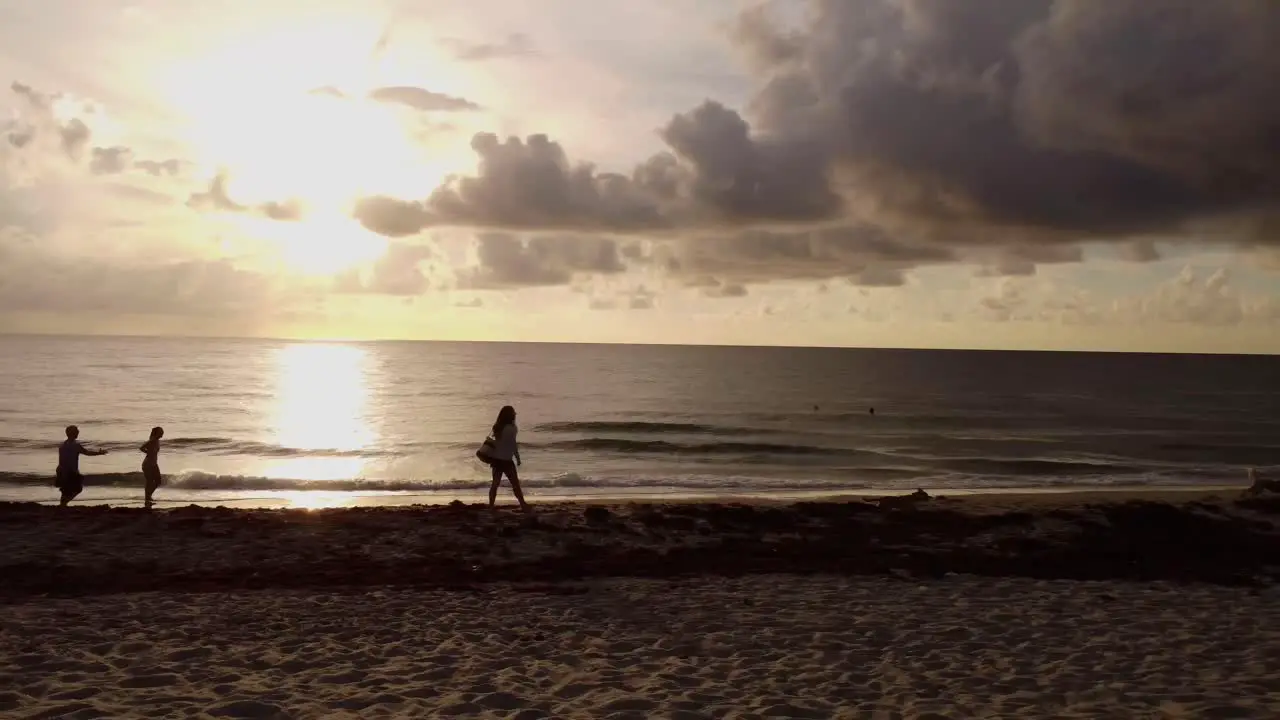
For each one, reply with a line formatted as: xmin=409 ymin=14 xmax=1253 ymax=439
xmin=4 ymin=576 xmax=1279 ymax=719
xmin=3 ymin=489 xmax=1279 ymax=718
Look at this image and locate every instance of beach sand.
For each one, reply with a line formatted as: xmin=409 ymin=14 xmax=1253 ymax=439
xmin=3 ymin=489 xmax=1279 ymax=718
xmin=4 ymin=576 xmax=1278 ymax=719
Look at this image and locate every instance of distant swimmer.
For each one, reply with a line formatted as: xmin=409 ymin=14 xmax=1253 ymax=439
xmin=140 ymin=426 xmax=164 ymax=509
xmin=869 ymin=407 xmax=875 ymax=415
xmin=56 ymin=425 xmax=108 ymax=507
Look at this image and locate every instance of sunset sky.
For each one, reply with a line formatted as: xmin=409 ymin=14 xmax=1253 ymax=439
xmin=1 ymin=0 xmax=1278 ymax=352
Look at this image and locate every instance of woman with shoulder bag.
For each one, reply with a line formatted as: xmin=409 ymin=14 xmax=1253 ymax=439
xmin=476 ymin=405 xmax=530 ymax=510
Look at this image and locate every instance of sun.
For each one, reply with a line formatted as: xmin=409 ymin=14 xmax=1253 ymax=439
xmin=194 ymin=91 xmax=440 ymax=209
xmin=224 ymin=212 xmax=390 ymax=276
xmin=160 ymin=18 xmax=460 ymax=273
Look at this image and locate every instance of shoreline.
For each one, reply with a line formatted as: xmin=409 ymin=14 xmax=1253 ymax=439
xmin=0 ymin=482 xmax=1251 ymax=510
xmin=3 ymin=485 xmax=1277 ymax=600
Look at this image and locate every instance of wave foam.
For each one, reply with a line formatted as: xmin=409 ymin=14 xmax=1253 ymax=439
xmin=0 ymin=436 xmax=399 ymax=458
xmin=0 ymin=469 xmax=872 ymax=493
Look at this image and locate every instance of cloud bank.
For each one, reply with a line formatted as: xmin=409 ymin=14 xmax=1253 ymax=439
xmin=5 ymin=0 xmax=1280 ymax=338
xmin=331 ymin=0 xmax=1280 ymax=290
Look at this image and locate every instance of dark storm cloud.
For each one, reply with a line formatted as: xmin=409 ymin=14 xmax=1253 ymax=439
xmin=349 ymin=115 xmax=844 ymax=236
xmin=368 ymin=86 xmax=482 ymax=112
xmin=340 ymin=0 xmax=1280 ymax=295
xmin=352 ymin=196 xmax=432 ymax=237
xmin=13 ymin=2 xmax=1275 ymax=303
xmin=457 ymin=232 xmax=626 ymax=289
xmin=974 ymin=244 xmax=1084 ymax=277
xmin=658 ymin=101 xmax=840 ymax=224
xmin=660 ymin=223 xmax=953 ymax=285
xmin=335 ymin=242 xmax=434 ymax=296
xmin=354 ymin=0 xmax=1280 ymax=288
xmin=736 ymin=0 xmax=1280 ymax=242
xmin=427 ymin=134 xmax=669 ymax=231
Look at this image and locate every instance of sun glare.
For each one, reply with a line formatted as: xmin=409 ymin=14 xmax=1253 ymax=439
xmin=266 ymin=343 xmax=376 ymax=481
xmin=226 ymin=213 xmax=390 ymax=276
xmin=279 ymin=490 xmax=356 ymax=510
xmin=200 ymin=92 xmax=435 ymax=209
xmin=161 ymin=19 xmax=459 ymax=274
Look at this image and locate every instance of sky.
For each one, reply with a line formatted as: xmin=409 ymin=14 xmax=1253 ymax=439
xmin=1 ymin=0 xmax=1279 ymax=353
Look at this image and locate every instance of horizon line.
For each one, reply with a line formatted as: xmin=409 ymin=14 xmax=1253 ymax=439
xmin=0 ymin=330 xmax=1275 ymax=358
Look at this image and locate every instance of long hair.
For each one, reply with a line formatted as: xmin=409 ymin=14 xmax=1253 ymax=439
xmin=492 ymin=405 xmax=516 ymax=438
xmin=150 ymin=426 xmax=164 ymax=440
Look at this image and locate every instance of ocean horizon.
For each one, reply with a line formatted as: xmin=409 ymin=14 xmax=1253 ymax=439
xmin=1 ymin=334 xmax=1276 ymax=508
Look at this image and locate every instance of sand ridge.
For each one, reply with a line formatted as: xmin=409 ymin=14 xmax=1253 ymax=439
xmin=2 ymin=575 xmax=1278 ymax=719
xmin=1 ymin=490 xmax=1278 ymax=599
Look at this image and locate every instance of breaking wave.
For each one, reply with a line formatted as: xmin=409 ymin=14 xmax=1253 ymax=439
xmin=0 ymin=470 xmax=874 ymax=493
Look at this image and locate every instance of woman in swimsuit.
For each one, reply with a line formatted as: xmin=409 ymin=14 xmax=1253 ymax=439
xmin=140 ymin=426 xmax=164 ymax=509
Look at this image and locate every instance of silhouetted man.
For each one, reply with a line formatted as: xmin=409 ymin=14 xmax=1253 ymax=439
xmin=56 ymin=425 xmax=107 ymax=507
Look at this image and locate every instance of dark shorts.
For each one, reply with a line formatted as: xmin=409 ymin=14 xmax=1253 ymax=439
xmin=490 ymin=459 xmax=517 ymax=476
xmin=56 ymin=468 xmax=84 ymax=494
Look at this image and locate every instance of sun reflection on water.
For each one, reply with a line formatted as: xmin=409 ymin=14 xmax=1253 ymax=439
xmin=280 ymin=490 xmax=353 ymax=510
xmin=268 ymin=343 xmax=375 ymax=481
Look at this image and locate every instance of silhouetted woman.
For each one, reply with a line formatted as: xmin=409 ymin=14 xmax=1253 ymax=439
xmin=486 ymin=405 xmax=529 ymax=510
xmin=140 ymin=426 xmax=164 ymax=509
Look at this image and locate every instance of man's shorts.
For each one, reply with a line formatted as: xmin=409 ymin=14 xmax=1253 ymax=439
xmin=55 ymin=467 xmax=84 ymax=494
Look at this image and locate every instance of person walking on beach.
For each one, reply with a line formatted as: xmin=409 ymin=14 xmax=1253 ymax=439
xmin=56 ymin=425 xmax=108 ymax=507
xmin=478 ymin=405 xmax=530 ymax=511
xmin=140 ymin=426 xmax=164 ymax=509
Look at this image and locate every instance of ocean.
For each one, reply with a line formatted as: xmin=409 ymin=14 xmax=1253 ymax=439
xmin=0 ymin=335 xmax=1275 ymax=507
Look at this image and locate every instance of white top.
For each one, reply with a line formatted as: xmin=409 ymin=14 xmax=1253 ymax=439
xmin=490 ymin=424 xmax=519 ymax=462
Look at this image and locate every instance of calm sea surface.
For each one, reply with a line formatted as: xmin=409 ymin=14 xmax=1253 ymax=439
xmin=0 ymin=336 xmax=1276 ymax=507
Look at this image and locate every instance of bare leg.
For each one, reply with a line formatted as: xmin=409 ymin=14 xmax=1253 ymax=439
xmin=489 ymin=464 xmax=502 ymax=506
xmin=144 ymin=467 xmax=161 ymax=508
xmin=506 ymin=465 xmax=530 ymax=510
